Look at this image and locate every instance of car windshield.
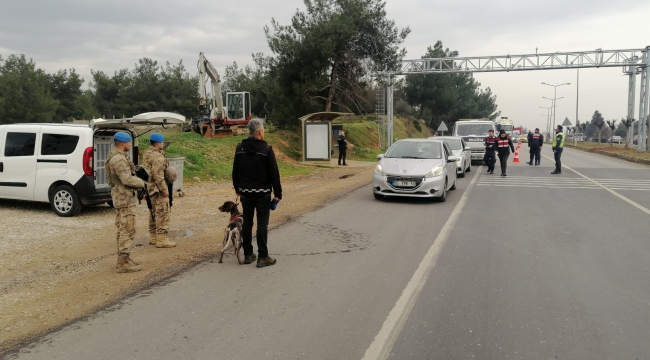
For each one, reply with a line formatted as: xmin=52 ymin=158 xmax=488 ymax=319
xmin=444 ymin=139 xmax=462 ymax=150
xmin=385 ymin=141 xmax=442 ymax=159
xmin=456 ymin=123 xmax=494 ymax=136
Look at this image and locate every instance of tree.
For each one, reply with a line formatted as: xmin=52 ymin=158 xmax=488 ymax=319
xmin=0 ymin=55 xmax=58 ymax=124
xmin=606 ymin=119 xmax=617 ymax=147
xmin=223 ymin=53 xmax=273 ymax=118
xmin=49 ymin=69 xmax=84 ymax=122
xmin=264 ymin=0 xmax=410 ymax=127
xmin=591 ymin=110 xmax=605 ymax=144
xmin=620 ymin=116 xmax=634 ymax=147
xmin=404 ymin=41 xmax=500 ymax=130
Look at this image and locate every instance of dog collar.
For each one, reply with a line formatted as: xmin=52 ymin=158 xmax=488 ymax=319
xmin=230 ymin=214 xmax=242 ymax=222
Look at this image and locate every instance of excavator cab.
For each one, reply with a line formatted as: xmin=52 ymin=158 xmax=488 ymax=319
xmin=226 ymin=92 xmax=251 ymax=121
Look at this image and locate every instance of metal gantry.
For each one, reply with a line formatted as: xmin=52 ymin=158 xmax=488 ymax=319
xmin=376 ymin=46 xmax=650 ymax=151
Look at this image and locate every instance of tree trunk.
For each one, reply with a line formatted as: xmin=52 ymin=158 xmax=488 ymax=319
xmin=325 ymin=58 xmax=339 ymax=112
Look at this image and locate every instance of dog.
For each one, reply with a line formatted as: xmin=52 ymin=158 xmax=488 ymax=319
xmin=218 ymin=200 xmax=244 ymax=264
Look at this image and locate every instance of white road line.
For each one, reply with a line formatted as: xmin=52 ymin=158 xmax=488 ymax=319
xmin=361 ymin=166 xmax=481 ymax=360
xmin=478 ymin=184 xmax=598 ymax=189
xmin=542 ymin=154 xmax=650 ymax=216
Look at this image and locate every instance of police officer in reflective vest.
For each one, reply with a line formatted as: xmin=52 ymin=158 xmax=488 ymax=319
xmin=483 ymin=129 xmax=497 ymax=174
xmin=551 ymin=125 xmax=565 ymax=174
xmin=496 ymin=129 xmax=515 ymax=177
xmin=527 ymin=128 xmax=544 ymax=166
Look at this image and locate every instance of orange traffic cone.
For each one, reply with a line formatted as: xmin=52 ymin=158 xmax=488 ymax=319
xmin=512 ymin=148 xmax=520 ymax=162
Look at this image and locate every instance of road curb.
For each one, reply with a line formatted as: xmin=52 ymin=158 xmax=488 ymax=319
xmin=565 ymin=144 xmax=650 ymax=166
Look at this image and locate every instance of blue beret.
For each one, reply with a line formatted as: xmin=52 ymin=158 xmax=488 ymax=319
xmin=150 ymin=133 xmax=164 ymax=143
xmin=114 ymin=132 xmax=131 ymax=142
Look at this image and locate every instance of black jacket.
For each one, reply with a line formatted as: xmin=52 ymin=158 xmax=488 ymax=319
xmin=529 ymin=132 xmax=544 ymax=148
xmin=496 ymin=136 xmax=515 ymax=155
xmin=232 ymin=137 xmax=283 ymax=199
xmin=337 ymin=136 xmax=347 ymax=153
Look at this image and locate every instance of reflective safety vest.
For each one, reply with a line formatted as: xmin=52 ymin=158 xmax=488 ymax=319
xmin=498 ymin=139 xmax=510 ymax=147
xmin=552 ymin=132 xmax=565 ymax=148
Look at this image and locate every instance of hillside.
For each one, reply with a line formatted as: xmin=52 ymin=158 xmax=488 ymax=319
xmin=141 ymin=115 xmax=431 ymax=181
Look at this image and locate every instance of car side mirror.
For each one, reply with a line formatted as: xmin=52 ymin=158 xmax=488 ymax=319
xmin=376 ymin=154 xmax=384 ymax=160
xmin=447 ymin=155 xmax=457 ymax=163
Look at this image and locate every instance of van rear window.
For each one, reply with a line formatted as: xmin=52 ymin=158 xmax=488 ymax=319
xmin=41 ymin=134 xmax=79 ymax=155
xmin=4 ymin=132 xmax=36 ymax=157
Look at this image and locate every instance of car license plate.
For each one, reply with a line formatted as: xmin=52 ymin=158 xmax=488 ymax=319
xmin=394 ymin=180 xmax=415 ymax=187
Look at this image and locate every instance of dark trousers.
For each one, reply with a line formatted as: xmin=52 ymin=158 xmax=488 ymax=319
xmin=241 ymin=194 xmax=271 ymax=258
xmin=484 ymin=151 xmax=496 ymax=171
xmin=338 ymin=150 xmax=347 ymax=165
xmin=498 ymin=153 xmax=510 ymax=174
xmin=530 ymin=147 xmax=541 ymax=164
xmin=554 ymin=148 xmax=563 ymax=171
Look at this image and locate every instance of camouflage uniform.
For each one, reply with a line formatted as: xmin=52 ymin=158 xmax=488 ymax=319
xmin=143 ymin=147 xmax=175 ymax=247
xmin=106 ymin=149 xmax=145 ymax=254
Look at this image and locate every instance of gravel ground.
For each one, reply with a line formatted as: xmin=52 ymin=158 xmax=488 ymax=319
xmin=0 ymin=164 xmax=374 ymax=355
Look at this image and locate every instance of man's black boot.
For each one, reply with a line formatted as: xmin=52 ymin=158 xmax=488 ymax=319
xmin=244 ymin=254 xmax=257 ymax=264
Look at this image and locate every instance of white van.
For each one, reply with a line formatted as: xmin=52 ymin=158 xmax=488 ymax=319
xmin=0 ymin=112 xmax=184 ymax=217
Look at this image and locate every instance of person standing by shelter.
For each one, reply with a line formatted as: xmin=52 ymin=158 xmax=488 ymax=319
xmin=496 ymin=129 xmax=515 ymax=177
xmin=337 ymin=132 xmax=348 ymax=166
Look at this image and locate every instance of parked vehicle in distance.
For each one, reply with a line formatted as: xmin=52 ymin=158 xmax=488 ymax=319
xmin=453 ymin=119 xmax=497 ymax=163
xmin=0 ymin=112 xmax=185 ymax=216
xmin=610 ymin=136 xmax=623 ymax=144
xmin=428 ymin=136 xmax=471 ymax=177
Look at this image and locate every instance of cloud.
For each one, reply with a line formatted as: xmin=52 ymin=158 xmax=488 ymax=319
xmin=1 ymin=0 xmax=648 ymax=129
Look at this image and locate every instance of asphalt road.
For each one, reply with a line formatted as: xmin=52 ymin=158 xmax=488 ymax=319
xmin=6 ymin=147 xmax=650 ymax=360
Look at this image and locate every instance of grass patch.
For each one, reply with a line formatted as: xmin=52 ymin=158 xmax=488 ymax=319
xmin=138 ymin=130 xmax=314 ymax=182
xmin=568 ymin=141 xmax=650 ymax=162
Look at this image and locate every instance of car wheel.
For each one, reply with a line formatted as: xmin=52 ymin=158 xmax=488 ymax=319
xmin=50 ymin=185 xmax=82 ymax=217
xmin=450 ymin=176 xmax=457 ymax=190
xmin=373 ymin=193 xmax=384 ymax=200
xmin=466 ymin=162 xmax=471 ymax=172
xmin=106 ymin=201 xmax=114 ymax=208
xmin=436 ymin=180 xmax=447 ymax=202
xmin=458 ymin=171 xmax=465 ymax=178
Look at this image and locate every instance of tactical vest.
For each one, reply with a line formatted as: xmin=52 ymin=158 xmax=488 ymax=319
xmin=531 ymin=133 xmax=541 ymax=145
xmin=106 ymin=149 xmax=136 ymax=187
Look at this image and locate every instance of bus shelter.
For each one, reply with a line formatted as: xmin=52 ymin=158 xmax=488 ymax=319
xmin=300 ymin=112 xmax=352 ymax=164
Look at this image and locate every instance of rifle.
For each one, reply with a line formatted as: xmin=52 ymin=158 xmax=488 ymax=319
xmin=138 ymin=185 xmax=155 ymax=221
xmin=168 ymin=182 xmax=173 ymax=208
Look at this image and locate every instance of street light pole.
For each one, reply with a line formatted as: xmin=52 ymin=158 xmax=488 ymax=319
xmin=575 ymin=69 xmax=579 ymax=146
xmin=542 ymin=82 xmax=571 ymax=133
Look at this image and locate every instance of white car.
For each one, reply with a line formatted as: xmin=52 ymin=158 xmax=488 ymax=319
xmin=429 ymin=136 xmax=471 ymax=177
xmin=0 ymin=112 xmax=185 ymax=216
xmin=372 ymin=139 xmax=458 ymax=202
xmin=610 ymin=136 xmax=623 ymax=144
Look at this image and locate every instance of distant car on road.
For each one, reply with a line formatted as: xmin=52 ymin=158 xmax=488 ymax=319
xmin=610 ymin=136 xmax=623 ymax=144
xmin=428 ymin=136 xmax=471 ymax=177
xmin=373 ymin=139 xmax=458 ymax=202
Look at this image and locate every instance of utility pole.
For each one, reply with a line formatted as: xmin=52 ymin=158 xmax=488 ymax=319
xmin=575 ymin=69 xmax=579 ymax=146
xmin=542 ymin=82 xmax=571 ymax=133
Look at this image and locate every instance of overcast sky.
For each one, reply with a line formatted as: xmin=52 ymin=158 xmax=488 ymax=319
xmin=1 ymin=0 xmax=649 ymax=131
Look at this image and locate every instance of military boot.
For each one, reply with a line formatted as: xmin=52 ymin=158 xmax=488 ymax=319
xmin=156 ymin=233 xmax=177 ymax=248
xmin=149 ymin=232 xmax=157 ymax=245
xmin=117 ymin=253 xmax=142 ymax=273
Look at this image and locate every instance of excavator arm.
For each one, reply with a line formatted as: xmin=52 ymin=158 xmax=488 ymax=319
xmin=198 ymin=52 xmax=224 ymax=120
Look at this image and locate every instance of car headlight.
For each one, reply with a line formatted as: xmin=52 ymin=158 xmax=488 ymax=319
xmin=425 ymin=166 xmax=443 ymax=178
xmin=456 ymin=157 xmax=462 ymax=163
xmin=374 ymin=164 xmax=386 ymax=176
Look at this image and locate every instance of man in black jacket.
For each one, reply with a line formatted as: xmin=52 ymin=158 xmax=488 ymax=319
xmin=232 ymin=119 xmax=283 ymax=268
xmin=526 ymin=128 xmax=544 ymax=166
xmin=337 ymin=132 xmax=348 ymax=166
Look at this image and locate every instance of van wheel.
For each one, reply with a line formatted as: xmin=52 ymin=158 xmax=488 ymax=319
xmin=50 ymin=185 xmax=82 ymax=217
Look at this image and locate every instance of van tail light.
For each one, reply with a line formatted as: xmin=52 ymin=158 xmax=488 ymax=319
xmin=83 ymin=147 xmax=93 ymax=176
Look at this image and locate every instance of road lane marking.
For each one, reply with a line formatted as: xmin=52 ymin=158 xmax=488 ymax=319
xmin=542 ymin=154 xmax=650 ymax=216
xmin=361 ymin=165 xmax=481 ymax=360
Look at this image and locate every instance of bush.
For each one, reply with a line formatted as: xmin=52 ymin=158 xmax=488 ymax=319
xmin=412 ymin=119 xmax=422 ymax=132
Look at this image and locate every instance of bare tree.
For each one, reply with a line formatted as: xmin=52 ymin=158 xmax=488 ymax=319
xmin=606 ymin=119 xmax=617 ymax=147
